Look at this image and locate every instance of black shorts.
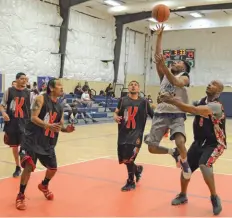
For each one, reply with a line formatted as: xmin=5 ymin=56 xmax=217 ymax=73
xmin=187 ymin=141 xmax=225 ymax=173
xmin=117 ymin=144 xmax=140 ymax=164
xmin=4 ymin=132 xmax=22 ymax=147
xmin=19 ymin=147 xmax=57 ymax=172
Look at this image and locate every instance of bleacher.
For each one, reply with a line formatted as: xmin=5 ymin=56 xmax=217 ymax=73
xmin=0 ymin=93 xmax=119 ymax=128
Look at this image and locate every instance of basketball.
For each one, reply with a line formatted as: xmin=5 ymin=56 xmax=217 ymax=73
xmin=152 ymin=4 xmax=170 ymax=22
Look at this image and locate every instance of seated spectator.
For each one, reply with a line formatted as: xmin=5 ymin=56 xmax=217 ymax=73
xmin=105 ymin=83 xmax=115 ymax=97
xmin=72 ymin=100 xmax=97 ymax=124
xmin=58 ymin=93 xmax=76 ymax=123
xmin=99 ymin=90 xmax=105 ymax=96
xmin=74 ymin=82 xmax=83 ymax=96
xmin=82 ymin=81 xmax=89 ymax=91
xmin=147 ymin=95 xmax=153 ymax=104
xmin=81 ymin=89 xmax=93 ymax=107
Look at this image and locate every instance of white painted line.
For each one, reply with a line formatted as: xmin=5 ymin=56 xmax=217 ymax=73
xmin=103 ymin=157 xmax=232 ymax=176
xmin=0 ymin=155 xmax=111 ymax=181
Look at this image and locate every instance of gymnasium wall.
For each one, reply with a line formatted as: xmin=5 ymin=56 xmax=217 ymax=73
xmin=147 ymin=27 xmax=232 ymax=86
xmin=64 ymin=6 xmax=115 ymax=82
xmin=0 ymin=0 xmax=232 ymax=103
xmin=0 ymin=0 xmax=62 ymax=88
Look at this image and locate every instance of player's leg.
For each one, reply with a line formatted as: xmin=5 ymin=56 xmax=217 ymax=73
xmin=169 ymin=117 xmax=191 ymax=179
xmin=16 ymin=148 xmax=37 ymax=210
xmin=198 ymin=145 xmax=224 ymax=215
xmin=4 ymin=132 xmax=21 ymax=177
xmin=37 ymin=151 xmax=57 ymax=200
xmin=144 ymin=116 xmax=174 ymax=155
xmin=171 ymin=141 xmax=201 ymax=205
xmin=118 ymin=144 xmax=141 ymax=191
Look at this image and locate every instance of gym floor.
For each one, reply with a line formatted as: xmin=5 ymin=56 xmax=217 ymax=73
xmin=0 ymin=117 xmax=231 ymax=217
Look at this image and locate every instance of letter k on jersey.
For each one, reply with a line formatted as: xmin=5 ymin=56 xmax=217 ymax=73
xmin=14 ymin=97 xmax=25 ymax=118
xmin=45 ymin=112 xmax=57 ymax=138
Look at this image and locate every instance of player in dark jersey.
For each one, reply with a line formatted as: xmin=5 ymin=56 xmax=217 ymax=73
xmin=159 ymin=80 xmax=225 ymax=215
xmin=15 ymin=78 xmax=75 ymax=210
xmin=0 ymin=72 xmax=30 ymax=177
xmin=114 ymin=81 xmax=154 ymax=191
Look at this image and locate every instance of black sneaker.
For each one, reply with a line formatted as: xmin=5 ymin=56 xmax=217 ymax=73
xmin=171 ymin=193 xmax=188 ymax=205
xmin=121 ymin=180 xmax=136 ymax=192
xmin=171 ymin=148 xmax=181 ymax=168
xmin=13 ymin=166 xmax=21 ymax=178
xmin=211 ymin=195 xmax=222 ymax=215
xmin=135 ymin=165 xmax=143 ymax=183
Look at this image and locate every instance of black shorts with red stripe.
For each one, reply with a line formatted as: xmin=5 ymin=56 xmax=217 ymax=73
xmin=117 ymin=144 xmax=140 ymax=164
xmin=4 ymin=131 xmax=23 ymax=147
xmin=187 ymin=140 xmax=224 ymax=173
xmin=19 ymin=147 xmax=57 ymax=172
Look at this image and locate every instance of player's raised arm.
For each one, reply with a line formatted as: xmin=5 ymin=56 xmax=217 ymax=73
xmin=153 ymin=24 xmax=165 ymax=82
xmin=155 ymin=54 xmax=190 ymax=88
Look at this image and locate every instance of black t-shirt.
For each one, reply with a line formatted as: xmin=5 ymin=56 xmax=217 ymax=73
xmin=117 ymin=96 xmax=154 ymax=147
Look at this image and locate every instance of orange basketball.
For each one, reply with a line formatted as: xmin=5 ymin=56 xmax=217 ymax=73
xmin=152 ymin=4 xmax=170 ymax=22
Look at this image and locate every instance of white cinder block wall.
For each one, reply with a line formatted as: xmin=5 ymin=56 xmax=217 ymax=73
xmin=0 ymin=0 xmax=232 ymax=88
xmin=0 ymin=0 xmax=62 ymax=88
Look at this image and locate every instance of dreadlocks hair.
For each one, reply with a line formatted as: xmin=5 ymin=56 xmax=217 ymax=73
xmin=47 ymin=78 xmax=58 ymax=95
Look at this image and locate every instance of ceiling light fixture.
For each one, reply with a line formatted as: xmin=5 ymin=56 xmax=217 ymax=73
xmin=104 ymin=0 xmax=121 ymax=7
xmin=109 ymin=5 xmax=127 ymax=12
xmin=177 ymin=6 xmax=186 ymax=9
xmin=190 ymin=12 xmax=204 ymax=18
xmin=148 ymin=18 xmax=157 ymax=22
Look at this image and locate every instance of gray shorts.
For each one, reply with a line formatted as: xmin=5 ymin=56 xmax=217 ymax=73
xmin=144 ymin=114 xmax=186 ymax=146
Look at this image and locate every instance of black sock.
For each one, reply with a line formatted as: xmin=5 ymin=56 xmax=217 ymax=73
xmin=126 ymin=163 xmax=135 ymax=182
xmin=19 ymin=184 xmax=27 ymax=194
xmin=134 ymin=163 xmax=138 ymax=174
xmin=42 ymin=177 xmax=50 ymax=186
xmin=16 ymin=166 xmax=21 ymax=171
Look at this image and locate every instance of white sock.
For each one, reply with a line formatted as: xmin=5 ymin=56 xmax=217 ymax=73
xmin=168 ymin=148 xmax=174 ymax=155
xmin=181 ymin=157 xmax=187 ymax=162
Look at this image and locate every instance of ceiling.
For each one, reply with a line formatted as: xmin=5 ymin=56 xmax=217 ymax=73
xmin=73 ymin=0 xmax=232 ymax=22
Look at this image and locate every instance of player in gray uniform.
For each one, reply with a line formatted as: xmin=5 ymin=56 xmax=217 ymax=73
xmin=144 ymin=24 xmax=192 ymax=179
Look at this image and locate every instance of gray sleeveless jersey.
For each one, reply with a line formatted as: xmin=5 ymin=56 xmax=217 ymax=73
xmin=155 ymin=72 xmax=189 ymax=114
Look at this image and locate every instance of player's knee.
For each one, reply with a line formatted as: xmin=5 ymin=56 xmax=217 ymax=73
xmin=148 ymin=145 xmax=159 ymax=153
xmin=48 ymin=168 xmax=57 ymax=174
xmin=174 ymin=133 xmax=186 ymax=146
xmin=199 ymin=164 xmax=213 ymax=173
xmin=24 ymin=163 xmax=33 ymax=173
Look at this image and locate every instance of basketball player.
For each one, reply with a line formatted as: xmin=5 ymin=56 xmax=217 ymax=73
xmin=144 ymin=24 xmax=192 ymax=179
xmin=0 ymin=72 xmax=30 ymax=177
xmin=114 ymin=81 xmax=154 ymax=191
xmin=160 ymin=80 xmax=225 ymax=215
xmin=15 ymin=78 xmax=75 ymax=210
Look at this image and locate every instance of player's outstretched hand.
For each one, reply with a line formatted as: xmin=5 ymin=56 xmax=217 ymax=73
xmin=155 ymin=54 xmax=165 ymax=65
xmin=151 ymin=24 xmax=165 ymax=36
